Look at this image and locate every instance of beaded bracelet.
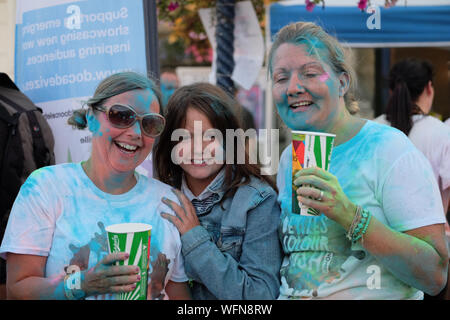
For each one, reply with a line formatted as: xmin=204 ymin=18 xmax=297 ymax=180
xmin=346 ymin=205 xmax=362 ymax=241
xmin=352 ymin=208 xmax=372 ymax=244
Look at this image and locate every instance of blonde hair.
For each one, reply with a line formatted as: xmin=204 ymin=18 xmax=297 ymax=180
xmin=268 ymin=22 xmax=359 ymax=115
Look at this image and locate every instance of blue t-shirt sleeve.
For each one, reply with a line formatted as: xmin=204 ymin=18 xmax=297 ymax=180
xmin=0 ymin=169 xmax=57 ymax=259
xmin=381 ymin=149 xmax=446 ymax=232
xmin=168 ymin=244 xmax=188 ymax=282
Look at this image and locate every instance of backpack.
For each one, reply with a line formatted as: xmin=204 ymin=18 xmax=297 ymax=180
xmin=0 ymin=73 xmax=55 ymax=274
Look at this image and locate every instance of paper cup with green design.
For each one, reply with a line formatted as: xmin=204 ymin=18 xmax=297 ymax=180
xmin=106 ymin=223 xmax=152 ymax=300
xmin=292 ymin=131 xmax=335 ymax=216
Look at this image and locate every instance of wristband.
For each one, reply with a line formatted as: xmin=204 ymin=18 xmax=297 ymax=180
xmin=346 ymin=205 xmax=362 ymax=241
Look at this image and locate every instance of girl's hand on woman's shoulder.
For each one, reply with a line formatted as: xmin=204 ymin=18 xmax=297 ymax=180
xmin=160 ymin=188 xmax=200 ymax=235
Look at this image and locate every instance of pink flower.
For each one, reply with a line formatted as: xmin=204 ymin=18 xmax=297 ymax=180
xmin=358 ymin=0 xmax=368 ymax=10
xmin=185 ymin=45 xmax=204 ymax=63
xmin=188 ymin=31 xmax=198 ymax=39
xmin=185 ymin=45 xmax=193 ymax=55
xmin=168 ymin=2 xmax=179 ymax=12
xmin=305 ymin=0 xmax=315 ymax=12
xmin=188 ymin=31 xmax=207 ymax=40
xmin=195 ymin=55 xmax=203 ymax=63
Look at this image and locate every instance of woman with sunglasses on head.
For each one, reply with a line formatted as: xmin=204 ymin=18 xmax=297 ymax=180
xmin=270 ymin=22 xmax=448 ymax=299
xmin=153 ymin=83 xmax=282 ymax=299
xmin=0 ymin=72 xmax=191 ymax=300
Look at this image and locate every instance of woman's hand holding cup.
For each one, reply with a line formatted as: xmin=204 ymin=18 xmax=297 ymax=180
xmin=294 ymin=167 xmax=356 ymax=230
xmin=80 ymin=252 xmax=141 ymax=297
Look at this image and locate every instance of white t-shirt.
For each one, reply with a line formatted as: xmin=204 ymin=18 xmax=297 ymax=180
xmin=276 ymin=120 xmax=445 ymax=300
xmin=0 ymin=163 xmax=187 ymax=300
xmin=375 ymin=114 xmax=450 ymax=193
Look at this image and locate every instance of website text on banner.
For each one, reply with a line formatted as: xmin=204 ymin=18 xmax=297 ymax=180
xmin=15 ymin=0 xmax=148 ymax=168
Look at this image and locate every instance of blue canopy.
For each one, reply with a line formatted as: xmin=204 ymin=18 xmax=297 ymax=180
xmin=269 ymin=0 xmax=450 ymax=47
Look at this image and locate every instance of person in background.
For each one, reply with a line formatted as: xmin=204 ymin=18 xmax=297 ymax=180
xmin=269 ymin=21 xmax=448 ymax=299
xmin=154 ymin=82 xmax=282 ymax=299
xmin=374 ymin=59 xmax=450 ymax=299
xmin=0 ymin=72 xmax=190 ymax=300
xmin=375 ymin=58 xmax=450 ymax=215
xmin=160 ymin=70 xmax=180 ymax=110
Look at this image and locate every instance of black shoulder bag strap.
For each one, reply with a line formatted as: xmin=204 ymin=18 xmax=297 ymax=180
xmin=0 ymin=93 xmax=50 ymax=168
xmin=0 ymin=103 xmax=22 ymax=215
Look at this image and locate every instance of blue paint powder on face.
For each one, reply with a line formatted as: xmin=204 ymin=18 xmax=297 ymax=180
xmin=292 ymin=38 xmax=328 ymax=64
xmin=272 ymin=37 xmax=343 ymax=132
xmin=275 ymin=87 xmax=317 ymax=131
xmin=87 ymin=113 xmax=103 ymax=137
xmin=269 ymin=35 xmax=328 ymax=75
xmin=135 ymin=90 xmax=156 ymax=113
xmin=131 ymin=122 xmax=142 ymax=135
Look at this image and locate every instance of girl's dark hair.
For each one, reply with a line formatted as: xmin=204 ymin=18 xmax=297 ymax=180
xmin=154 ymin=82 xmax=277 ymax=201
xmin=386 ymin=58 xmax=434 ymax=135
xmin=68 ymin=71 xmax=162 ymax=129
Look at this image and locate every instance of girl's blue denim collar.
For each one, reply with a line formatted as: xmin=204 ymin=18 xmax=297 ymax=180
xmin=181 ymin=166 xmax=227 ymax=201
xmin=207 ymin=167 xmax=226 ymax=194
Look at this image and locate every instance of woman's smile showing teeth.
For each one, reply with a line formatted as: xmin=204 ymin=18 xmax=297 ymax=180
xmin=290 ymin=101 xmax=313 ymax=112
xmin=114 ymin=141 xmax=139 ymax=153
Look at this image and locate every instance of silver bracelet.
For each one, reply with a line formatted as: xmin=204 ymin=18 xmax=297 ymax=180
xmin=346 ymin=205 xmax=362 ymax=241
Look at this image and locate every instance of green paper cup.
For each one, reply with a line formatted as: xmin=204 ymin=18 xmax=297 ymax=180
xmin=106 ymin=223 xmax=152 ymax=300
xmin=292 ymin=131 xmax=335 ymax=216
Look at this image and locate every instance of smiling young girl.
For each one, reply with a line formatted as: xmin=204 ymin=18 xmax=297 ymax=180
xmin=153 ymin=82 xmax=282 ymax=300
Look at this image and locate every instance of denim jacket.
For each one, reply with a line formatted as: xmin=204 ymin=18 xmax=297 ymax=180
xmin=180 ymin=173 xmax=282 ymax=300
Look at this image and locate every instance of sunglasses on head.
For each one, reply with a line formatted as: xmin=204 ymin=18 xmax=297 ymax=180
xmin=94 ymin=103 xmax=165 ymax=137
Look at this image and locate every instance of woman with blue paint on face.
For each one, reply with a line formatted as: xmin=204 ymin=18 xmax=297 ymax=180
xmin=153 ymin=83 xmax=282 ymax=299
xmin=270 ymin=22 xmax=448 ymax=299
xmin=0 ymin=72 xmax=191 ymax=300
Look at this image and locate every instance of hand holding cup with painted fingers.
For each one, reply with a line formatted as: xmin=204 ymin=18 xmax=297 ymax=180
xmin=80 ymin=252 xmax=141 ymax=297
xmin=294 ymin=167 xmax=357 ymax=230
xmin=160 ymin=188 xmax=200 ymax=236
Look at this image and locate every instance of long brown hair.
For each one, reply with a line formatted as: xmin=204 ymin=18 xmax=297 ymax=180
xmin=153 ymin=82 xmax=277 ymax=200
